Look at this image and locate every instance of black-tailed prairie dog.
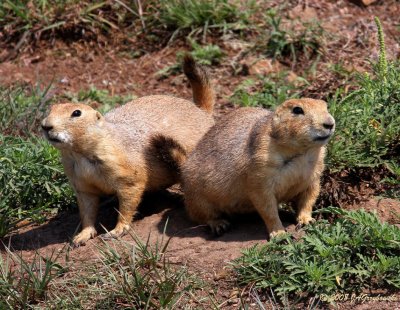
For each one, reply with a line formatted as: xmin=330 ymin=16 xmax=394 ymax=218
xmin=159 ymin=98 xmax=335 ymax=237
xmin=41 ymin=55 xmax=215 ymax=246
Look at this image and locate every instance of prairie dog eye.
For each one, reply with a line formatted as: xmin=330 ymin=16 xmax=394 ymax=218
xmin=71 ymin=110 xmax=82 ymax=117
xmin=292 ymin=107 xmax=304 ymax=115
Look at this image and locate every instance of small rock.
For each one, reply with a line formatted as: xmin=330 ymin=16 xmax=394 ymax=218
xmin=289 ymin=6 xmax=318 ymax=21
xmin=351 ymin=0 xmax=378 ymax=6
xmin=229 ymin=288 xmax=239 ymax=299
xmin=214 ymin=269 xmax=229 ymax=281
xmin=285 ymin=71 xmax=306 ymax=87
xmin=223 ymin=39 xmax=251 ymax=52
xmin=244 ymin=57 xmax=282 ymax=76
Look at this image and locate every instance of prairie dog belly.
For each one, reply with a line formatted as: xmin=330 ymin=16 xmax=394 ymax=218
xmin=65 ymin=153 xmax=114 ymax=195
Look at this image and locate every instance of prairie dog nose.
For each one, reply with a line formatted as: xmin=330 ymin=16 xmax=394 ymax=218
xmin=323 ymin=123 xmax=334 ymax=130
xmin=41 ymin=124 xmax=53 ymax=132
xmin=323 ymin=115 xmax=335 ymax=130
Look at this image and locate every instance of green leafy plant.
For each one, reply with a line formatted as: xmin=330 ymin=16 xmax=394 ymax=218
xmin=156 ymin=40 xmax=224 ymax=78
xmin=62 ymin=86 xmax=134 ymax=114
xmin=327 ymin=18 xmax=400 ymax=171
xmin=0 ymin=248 xmax=68 ymax=309
xmin=156 ymin=0 xmax=250 ymax=39
xmin=0 ymin=230 xmax=212 ymax=309
xmin=231 ymin=72 xmax=308 ymax=108
xmin=0 ymin=84 xmax=52 ymax=136
xmin=92 ymin=231 xmax=201 ymax=309
xmin=0 ymin=135 xmax=73 ymax=238
xmin=261 ymin=9 xmax=324 ymax=65
xmin=0 ymin=0 xmax=141 ymax=42
xmin=233 ymin=208 xmax=400 ymax=304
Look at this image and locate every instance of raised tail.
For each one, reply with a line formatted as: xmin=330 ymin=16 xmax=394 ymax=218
xmin=151 ymin=135 xmax=187 ymax=175
xmin=183 ymin=54 xmax=215 ymax=114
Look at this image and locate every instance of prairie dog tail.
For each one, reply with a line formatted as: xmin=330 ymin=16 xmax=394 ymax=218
xmin=151 ymin=135 xmax=187 ymax=174
xmin=183 ymin=54 xmax=215 ymax=114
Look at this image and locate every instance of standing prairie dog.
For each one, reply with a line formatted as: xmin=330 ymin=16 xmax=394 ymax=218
xmin=41 ymin=55 xmax=215 ymax=246
xmin=157 ymin=98 xmax=335 ymax=237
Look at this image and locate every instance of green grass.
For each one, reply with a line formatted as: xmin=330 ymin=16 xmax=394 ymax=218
xmin=0 ymin=135 xmax=74 ymax=238
xmin=1 ymin=0 xmax=253 ymax=48
xmin=257 ymin=8 xmax=324 ymax=65
xmin=156 ymin=39 xmax=224 ymax=78
xmin=0 ymin=84 xmax=52 ymax=136
xmin=327 ymin=61 xmax=400 ymax=170
xmin=0 ymin=248 xmax=68 ymax=309
xmin=62 ymin=86 xmax=134 ymax=114
xmin=326 ymin=18 xmax=399 ymax=171
xmin=231 ymin=71 xmax=308 ymax=108
xmin=0 ymin=231 xmax=212 ymax=309
xmin=233 ymin=208 xmax=400 ymax=304
xmin=0 ymin=0 xmax=140 ymax=39
xmin=156 ymin=0 xmax=251 ymax=37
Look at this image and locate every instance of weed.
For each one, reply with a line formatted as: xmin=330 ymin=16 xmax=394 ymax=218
xmin=92 ymin=231 xmax=200 ymax=309
xmin=231 ymin=72 xmax=308 ymax=108
xmin=0 ymin=135 xmax=73 ymax=238
xmin=0 ymin=248 xmax=68 ymax=309
xmin=0 ymin=84 xmax=52 ymax=136
xmin=0 ymin=1 xmax=141 ymax=43
xmin=155 ymin=0 xmax=251 ymax=40
xmin=326 ymin=18 xmax=400 ymax=171
xmin=233 ymin=208 xmax=400 ymax=304
xmin=157 ymin=39 xmax=223 ymax=78
xmin=189 ymin=39 xmax=224 ymax=65
xmin=62 ymin=86 xmax=134 ymax=114
xmin=1 ymin=230 xmax=212 ymax=309
xmin=259 ymin=9 xmax=324 ymax=65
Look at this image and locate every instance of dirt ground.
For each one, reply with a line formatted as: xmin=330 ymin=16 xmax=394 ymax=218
xmin=1 ymin=0 xmax=400 ymax=308
xmin=4 ymin=192 xmax=400 ymax=309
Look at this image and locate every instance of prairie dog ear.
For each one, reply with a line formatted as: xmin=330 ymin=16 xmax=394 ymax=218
xmin=96 ymin=111 xmax=103 ymax=120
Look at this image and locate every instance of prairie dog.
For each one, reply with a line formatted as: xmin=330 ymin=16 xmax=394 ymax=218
xmin=158 ymin=98 xmax=335 ymax=237
xmin=41 ymin=55 xmax=215 ymax=246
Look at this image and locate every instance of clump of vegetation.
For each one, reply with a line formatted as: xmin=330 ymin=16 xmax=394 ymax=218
xmin=189 ymin=39 xmax=224 ymax=65
xmin=0 ymin=232 xmax=210 ymax=309
xmin=231 ymin=72 xmax=307 ymax=108
xmin=0 ymin=0 xmax=254 ymax=56
xmin=0 ymin=135 xmax=74 ymax=238
xmin=85 ymin=233 xmax=203 ymax=308
xmin=233 ymin=208 xmax=400 ymax=304
xmin=260 ymin=9 xmax=324 ymax=65
xmin=327 ymin=18 xmax=400 ymax=171
xmin=0 ymin=84 xmax=52 ymax=136
xmin=156 ymin=39 xmax=224 ymax=78
xmin=0 ymin=249 xmax=68 ymax=308
xmin=157 ymin=0 xmax=251 ymax=37
xmin=0 ymin=0 xmax=140 ymax=43
xmin=62 ymin=86 xmax=134 ymax=114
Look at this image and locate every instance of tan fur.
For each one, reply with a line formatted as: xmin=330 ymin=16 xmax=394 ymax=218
xmin=183 ymin=54 xmax=215 ymax=113
xmin=41 ymin=60 xmax=215 ymax=246
xmin=177 ymin=98 xmax=335 ymax=237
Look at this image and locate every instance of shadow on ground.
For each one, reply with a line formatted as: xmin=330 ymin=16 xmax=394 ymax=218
xmin=3 ymin=190 xmax=181 ymax=252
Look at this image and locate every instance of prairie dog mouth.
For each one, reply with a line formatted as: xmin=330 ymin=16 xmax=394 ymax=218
xmin=48 ymin=137 xmax=62 ymax=143
xmin=44 ymin=131 xmax=71 ymax=145
xmin=313 ymin=135 xmax=331 ymax=142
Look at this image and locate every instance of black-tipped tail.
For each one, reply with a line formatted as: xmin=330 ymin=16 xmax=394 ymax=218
xmin=151 ymin=135 xmax=187 ymax=173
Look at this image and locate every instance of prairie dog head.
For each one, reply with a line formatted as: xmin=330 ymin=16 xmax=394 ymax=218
xmin=271 ymin=98 xmax=335 ymax=151
xmin=41 ymin=103 xmax=103 ymax=150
